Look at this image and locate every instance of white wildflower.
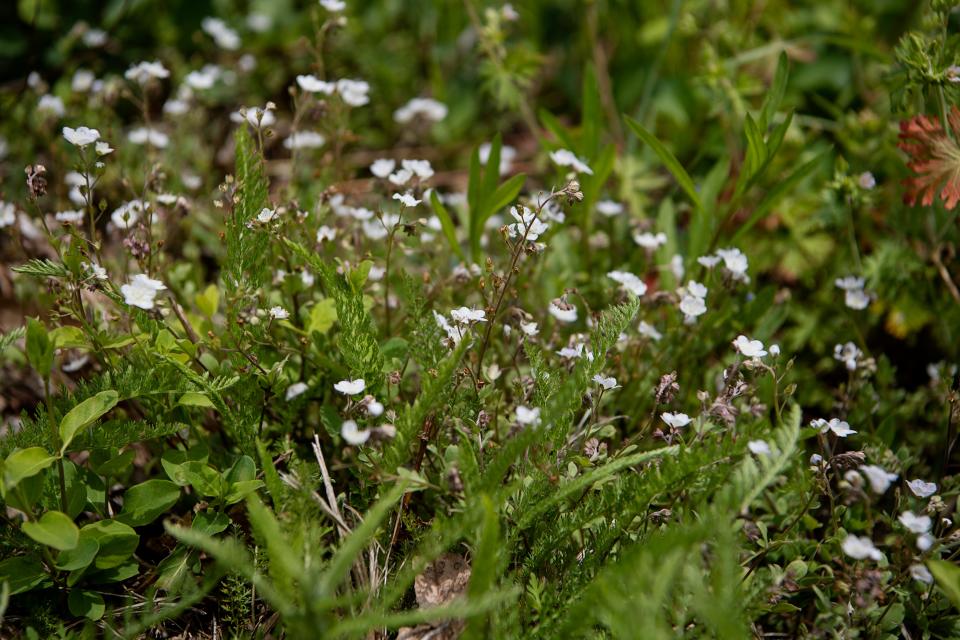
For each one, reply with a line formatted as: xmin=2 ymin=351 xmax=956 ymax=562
xmin=841 ymin=535 xmax=882 ymax=561
xmin=62 ymin=126 xmax=100 ymax=147
xmin=334 ymin=378 xmax=366 ymax=395
xmin=341 ymin=420 xmax=370 ymax=445
xmin=285 ymin=382 xmax=308 ymax=401
xmin=661 ymin=412 xmax=691 ymax=428
xmin=394 ymin=97 xmax=448 ymax=124
xmin=121 ymin=274 xmax=167 ymax=310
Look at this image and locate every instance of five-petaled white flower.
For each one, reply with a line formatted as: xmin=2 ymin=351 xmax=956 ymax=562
xmin=515 ymin=405 xmax=541 ymax=426
xmin=370 ymin=158 xmax=396 ymax=178
xmin=121 ymin=274 xmax=167 ymax=310
xmin=257 ymin=207 xmax=278 ymax=223
xmin=898 ymin=511 xmax=932 ymax=534
xmin=733 ymin=335 xmax=767 ymax=358
xmin=593 ymin=374 xmax=619 ymax=390
xmin=638 ymin=321 xmax=662 ymax=341
xmin=128 ymin=127 xmax=169 ymax=148
xmin=841 ymin=535 xmax=882 ymax=561
xmin=519 ymin=320 xmax=539 ymax=336
xmin=508 ymin=205 xmax=549 ymax=241
xmin=297 ymin=74 xmax=336 ymax=94
xmin=394 ymin=97 xmax=448 ymax=124
xmin=747 ymin=440 xmax=771 ymax=456
xmin=834 ymin=342 xmax=862 ymax=371
xmin=596 ymin=200 xmax=623 ymax=217
xmin=910 ymin=564 xmax=933 ymax=584
xmin=549 ymin=149 xmax=593 ymax=175
xmin=679 ymin=295 xmax=706 ymax=319
xmin=285 ymin=382 xmax=308 ymax=401
xmin=341 ymin=419 xmax=370 ymax=445
xmin=334 ymin=378 xmax=366 ymax=395
xmin=810 ymin=418 xmax=857 ymax=438
xmin=860 ymin=464 xmax=898 ymax=494
xmin=450 ymin=307 xmax=486 ymax=324
xmin=125 ymin=60 xmax=170 ymax=84
xmin=907 ymin=479 xmax=937 ymax=498
xmin=393 ymin=192 xmax=421 ymax=207
xmin=269 ymin=306 xmax=289 ymax=320
xmin=607 ymin=270 xmax=647 ymax=297
xmin=661 ymin=412 xmax=691 ymax=428
xmin=284 ymin=131 xmax=326 ymax=150
xmin=632 ymin=231 xmax=667 ymax=250
xmin=202 ymin=17 xmax=240 ymax=50
xmin=316 ymin=225 xmax=337 ymax=243
xmin=62 ymin=126 xmax=100 ymax=147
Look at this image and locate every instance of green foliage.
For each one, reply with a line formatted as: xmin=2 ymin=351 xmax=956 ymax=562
xmin=1 ymin=0 xmax=959 ymax=637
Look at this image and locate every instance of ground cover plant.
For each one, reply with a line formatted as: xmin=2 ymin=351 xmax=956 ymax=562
xmin=1 ymin=0 xmax=960 ymax=637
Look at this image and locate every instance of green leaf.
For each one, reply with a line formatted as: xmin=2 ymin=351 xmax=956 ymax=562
xmin=429 ymin=190 xmax=465 ymax=260
xmin=482 ymin=133 xmax=504 ymax=200
xmin=55 ymin=537 xmax=99 ymax=571
xmin=487 ymin=173 xmax=527 ymax=218
xmin=116 ymin=479 xmax=181 ymax=527
xmin=581 ymin=65 xmax=602 ymax=157
xmin=195 ymin=284 xmax=220 ymax=318
xmin=80 ymin=520 xmax=139 ymax=569
xmin=539 ymin=109 xmax=577 ymax=151
xmin=22 ymin=510 xmax=79 ymax=551
xmin=759 ymin=51 xmax=789 ymax=131
xmin=49 ymin=325 xmax=87 ymax=350
xmin=59 ymin=390 xmax=119 ymax=455
xmin=0 ymin=556 xmax=48 ymax=595
xmin=68 ymin=589 xmax=105 ymax=620
xmin=730 ymin=148 xmax=830 ymax=244
xmin=2 ymin=447 xmax=55 ymax=495
xmin=625 ymin=115 xmax=703 ymax=212
xmin=177 ymin=392 xmax=214 ymax=408
xmin=26 ymin=317 xmax=54 ymax=379
xmin=929 ymin=559 xmax=960 ymax=611
xmin=308 ymin=298 xmax=338 ymax=335
xmin=92 ymin=450 xmax=135 ymax=477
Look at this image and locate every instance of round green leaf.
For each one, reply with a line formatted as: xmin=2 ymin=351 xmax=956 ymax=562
xmin=55 ymin=537 xmax=100 ymax=571
xmin=2 ymin=447 xmax=55 ymax=495
xmin=80 ymin=520 xmax=139 ymax=569
xmin=116 ymin=479 xmax=181 ymax=527
xmin=68 ymin=589 xmax=105 ymax=620
xmin=22 ymin=510 xmax=79 ymax=551
xmin=0 ymin=556 xmax=48 ymax=595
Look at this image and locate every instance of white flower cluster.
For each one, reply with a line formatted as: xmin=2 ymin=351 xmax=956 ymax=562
xmin=394 ymin=97 xmax=448 ymax=124
xmin=296 ymin=74 xmax=370 ymax=106
xmin=678 ymin=280 xmax=707 ymax=321
xmin=835 ymin=276 xmax=871 ymax=310
xmin=698 ymin=247 xmax=749 ymax=282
